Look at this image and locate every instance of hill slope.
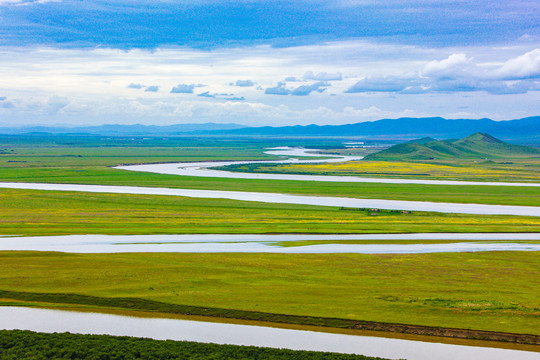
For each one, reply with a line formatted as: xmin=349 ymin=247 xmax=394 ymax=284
xmin=364 ymin=133 xmax=540 ymax=161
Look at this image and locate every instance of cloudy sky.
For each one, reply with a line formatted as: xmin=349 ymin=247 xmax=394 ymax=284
xmin=0 ymin=0 xmax=539 ymax=127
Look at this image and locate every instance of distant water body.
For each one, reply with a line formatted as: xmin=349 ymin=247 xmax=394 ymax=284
xmin=117 ymin=147 xmax=540 ymax=187
xmin=1 ymin=147 xmax=538 ymax=216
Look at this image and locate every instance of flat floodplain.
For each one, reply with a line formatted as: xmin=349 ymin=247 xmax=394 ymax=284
xmin=0 ymin=251 xmax=538 ymax=336
xmin=1 ymin=188 xmax=539 ymax=236
xmin=0 ymin=136 xmax=539 ymax=207
xmin=1 ymin=135 xmax=540 ymax=348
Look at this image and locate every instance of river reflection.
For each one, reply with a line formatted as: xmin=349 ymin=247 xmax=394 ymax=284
xmin=0 ymin=307 xmax=538 ymax=360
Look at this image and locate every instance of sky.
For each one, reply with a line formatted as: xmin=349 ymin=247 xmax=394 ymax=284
xmin=0 ymin=0 xmax=539 ymax=127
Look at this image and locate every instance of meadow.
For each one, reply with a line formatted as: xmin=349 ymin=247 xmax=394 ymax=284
xmin=0 ymin=135 xmax=539 ymax=207
xmin=1 ymin=188 xmax=539 ymax=236
xmin=217 ymin=159 xmax=540 ymax=183
xmin=0 ymin=251 xmax=538 ymax=336
xmin=1 ymin=134 xmax=539 ymax=345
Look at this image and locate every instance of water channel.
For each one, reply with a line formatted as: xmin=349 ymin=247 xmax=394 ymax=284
xmin=2 ymin=233 xmax=539 ymax=253
xmin=1 ymin=147 xmax=539 ymax=216
xmin=116 ymin=147 xmax=540 ymax=187
xmin=0 ymin=307 xmax=538 ymax=360
xmin=2 ymin=147 xmax=539 ymax=359
xmin=1 ymin=181 xmax=538 ymax=216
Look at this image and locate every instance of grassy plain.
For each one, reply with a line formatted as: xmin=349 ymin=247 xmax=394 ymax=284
xmin=1 ymin=135 xmax=539 ymax=340
xmin=1 ymin=135 xmax=539 ymax=207
xmin=0 ymin=251 xmax=538 ymax=335
xmin=1 ymin=188 xmax=539 ymax=236
xmin=222 ymin=159 xmax=540 ymax=182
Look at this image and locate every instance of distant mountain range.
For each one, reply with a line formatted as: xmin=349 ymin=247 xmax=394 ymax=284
xmin=1 ymin=117 xmax=539 ymax=143
xmin=0 ymin=123 xmax=245 ymax=136
xmin=364 ymin=133 xmax=540 ymax=161
xmin=213 ymin=116 xmax=540 ymax=142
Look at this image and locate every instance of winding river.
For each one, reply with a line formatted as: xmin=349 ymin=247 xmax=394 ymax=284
xmin=1 ymin=181 xmax=538 ymax=216
xmin=1 ymin=147 xmax=538 ymax=216
xmin=1 ymin=146 xmax=540 ymax=359
xmin=116 ymin=147 xmax=540 ymax=187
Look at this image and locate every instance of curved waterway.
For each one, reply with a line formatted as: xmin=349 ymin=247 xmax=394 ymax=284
xmin=2 ymin=233 xmax=540 ymax=253
xmin=0 ymin=307 xmax=538 ymax=360
xmin=116 ymin=147 xmax=540 ymax=187
xmin=0 ymin=182 xmax=538 ymax=216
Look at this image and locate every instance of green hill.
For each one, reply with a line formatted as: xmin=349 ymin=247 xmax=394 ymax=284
xmin=364 ymin=133 xmax=540 ymax=161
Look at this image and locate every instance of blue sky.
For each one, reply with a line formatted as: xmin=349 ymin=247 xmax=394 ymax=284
xmin=0 ymin=0 xmax=539 ymax=126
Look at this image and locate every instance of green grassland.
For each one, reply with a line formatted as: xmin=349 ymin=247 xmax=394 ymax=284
xmin=212 ymin=133 xmax=540 ymax=183
xmin=1 ymin=134 xmax=540 ymax=341
xmin=0 ymin=251 xmax=538 ymax=335
xmin=0 ymin=330 xmax=381 ymax=360
xmin=1 ymin=135 xmax=539 ymax=207
xmin=364 ymin=133 xmax=540 ymax=161
xmin=1 ymin=188 xmax=539 ymax=236
xmin=214 ymin=159 xmax=540 ymax=183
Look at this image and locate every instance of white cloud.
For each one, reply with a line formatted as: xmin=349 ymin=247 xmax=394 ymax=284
xmin=46 ymin=96 xmax=69 ymax=115
xmin=493 ymin=49 xmax=540 ymax=80
xmin=144 ymin=85 xmax=159 ymax=92
xmin=291 ymin=81 xmax=329 ymax=96
xmin=422 ymin=53 xmax=474 ymax=78
xmin=127 ymin=83 xmax=145 ymax=89
xmin=346 ymin=74 xmax=424 ymax=93
xmin=303 ymin=71 xmax=343 ymax=81
xmin=0 ymin=0 xmax=60 ymax=5
xmin=0 ymin=41 xmax=538 ymax=126
xmin=265 ymin=82 xmax=290 ymax=95
xmin=235 ymin=79 xmax=254 ymax=87
xmin=171 ymin=84 xmax=197 ymax=94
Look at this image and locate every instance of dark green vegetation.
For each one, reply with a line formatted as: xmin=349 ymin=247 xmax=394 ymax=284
xmin=1 ymin=188 xmax=539 ymax=236
xmin=364 ymin=133 xmax=540 ymax=161
xmin=1 ymin=251 xmax=539 ymax=335
xmin=0 ymin=330 xmax=383 ymax=360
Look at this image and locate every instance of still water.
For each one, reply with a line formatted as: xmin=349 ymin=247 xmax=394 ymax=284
xmin=1 ymin=233 xmax=539 ymax=253
xmin=0 ymin=307 xmax=538 ymax=360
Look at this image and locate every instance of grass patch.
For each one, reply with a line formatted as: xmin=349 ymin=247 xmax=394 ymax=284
xmin=219 ymin=159 xmax=540 ymax=182
xmin=0 ymin=251 xmax=538 ymax=335
xmin=0 ymin=136 xmax=539 ymax=207
xmin=0 ymin=188 xmax=539 ymax=236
